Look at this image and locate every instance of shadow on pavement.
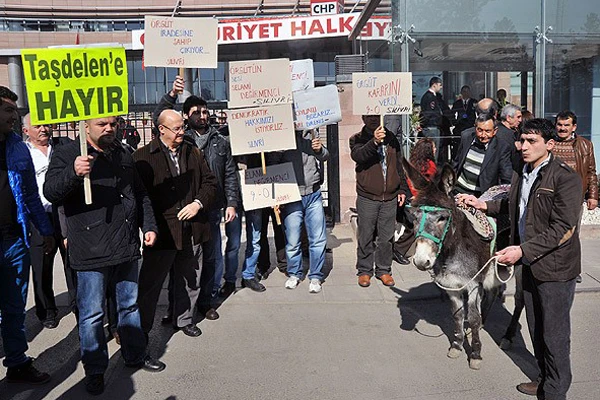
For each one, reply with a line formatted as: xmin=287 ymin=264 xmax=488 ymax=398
xmin=0 ymin=326 xmax=79 ymax=400
xmin=390 ymin=284 xmax=538 ymax=379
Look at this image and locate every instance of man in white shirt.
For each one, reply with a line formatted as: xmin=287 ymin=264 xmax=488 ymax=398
xmin=23 ymin=114 xmax=72 ymax=329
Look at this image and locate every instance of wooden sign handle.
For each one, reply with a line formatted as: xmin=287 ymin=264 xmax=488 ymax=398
xmin=78 ymin=121 xmax=92 ymax=205
xmin=261 ymin=152 xmax=267 ymax=175
xmin=273 ymin=204 xmax=282 ymax=225
xmin=379 ymin=114 xmax=385 ymax=143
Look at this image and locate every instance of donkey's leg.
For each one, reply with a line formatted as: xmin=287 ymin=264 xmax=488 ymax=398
xmin=447 ymin=292 xmax=465 ymax=359
xmin=467 ymin=286 xmax=483 ymax=370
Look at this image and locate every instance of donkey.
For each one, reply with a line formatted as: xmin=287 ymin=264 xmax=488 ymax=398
xmin=403 ymin=159 xmax=502 ymax=370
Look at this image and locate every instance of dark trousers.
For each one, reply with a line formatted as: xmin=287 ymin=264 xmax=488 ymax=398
xmin=29 ymin=214 xmax=67 ymax=321
xmin=394 ymin=205 xmax=415 ymax=256
xmin=355 ymin=195 xmax=396 ymax=277
xmin=522 ymin=267 xmax=576 ymax=400
xmin=197 ymin=239 xmax=216 ymax=309
xmin=139 ymin=240 xmax=203 ymax=332
xmin=258 ymin=207 xmax=287 ymax=273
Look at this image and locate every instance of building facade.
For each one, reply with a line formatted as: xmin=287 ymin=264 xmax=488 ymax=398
xmin=2 ymin=0 xmax=599 ymax=221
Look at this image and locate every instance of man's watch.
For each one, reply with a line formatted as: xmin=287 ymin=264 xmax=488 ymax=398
xmin=193 ymin=199 xmax=203 ymax=209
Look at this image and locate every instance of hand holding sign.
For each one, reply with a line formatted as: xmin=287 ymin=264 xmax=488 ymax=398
xmin=170 ymin=75 xmax=185 ymax=97
xmin=373 ymin=126 xmax=386 ymax=144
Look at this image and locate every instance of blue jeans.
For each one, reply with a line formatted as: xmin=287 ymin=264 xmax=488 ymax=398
xmin=241 ymin=209 xmax=263 ymax=280
xmin=77 ymin=261 xmax=146 ymax=376
xmin=282 ymin=190 xmax=327 ymax=281
xmin=0 ymin=237 xmax=31 ymax=368
xmin=209 ymin=209 xmax=242 ymax=295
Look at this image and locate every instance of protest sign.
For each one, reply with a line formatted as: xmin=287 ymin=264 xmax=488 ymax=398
xmin=293 ymin=85 xmax=341 ymax=130
xmin=143 ymin=16 xmax=218 ymax=68
xmin=228 ymin=58 xmax=293 ymax=109
xmin=290 ymin=59 xmax=314 ymax=92
xmin=228 ymin=103 xmax=296 ymax=156
xmin=239 ymin=162 xmax=301 ymax=210
xmin=352 ymin=72 xmax=412 ymax=115
xmin=21 ymin=47 xmax=128 ymax=125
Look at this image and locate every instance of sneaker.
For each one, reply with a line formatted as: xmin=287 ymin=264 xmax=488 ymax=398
xmin=308 ymin=279 xmax=322 ymax=293
xmin=6 ymin=359 xmax=51 ymax=385
xmin=285 ymin=276 xmax=300 ymax=289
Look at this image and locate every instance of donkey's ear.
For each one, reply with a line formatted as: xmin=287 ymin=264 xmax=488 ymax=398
xmin=402 ymin=157 xmax=430 ymax=192
xmin=437 ymin=163 xmax=456 ymax=195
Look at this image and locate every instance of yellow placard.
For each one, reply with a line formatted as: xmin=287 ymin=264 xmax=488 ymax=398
xmin=21 ymin=47 xmax=128 ymax=125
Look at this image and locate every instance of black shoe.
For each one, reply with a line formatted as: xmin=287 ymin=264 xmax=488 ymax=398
xmin=85 ymin=374 xmax=104 ymax=395
xmin=177 ymin=324 xmax=202 ymax=337
xmin=200 ymin=308 xmax=220 ymax=321
xmin=42 ymin=318 xmax=58 ymax=329
xmin=242 ymin=278 xmax=266 ymax=292
xmin=219 ymin=282 xmax=236 ymax=297
xmin=393 ymin=252 xmax=410 ymax=265
xmin=160 ymin=314 xmax=172 ymax=325
xmin=126 ymin=355 xmax=166 ymax=373
xmin=576 ymin=274 xmax=583 ymax=283
xmin=6 ymin=359 xmax=51 ymax=385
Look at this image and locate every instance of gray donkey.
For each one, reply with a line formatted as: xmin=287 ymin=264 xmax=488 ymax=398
xmin=403 ymin=159 xmax=503 ymax=370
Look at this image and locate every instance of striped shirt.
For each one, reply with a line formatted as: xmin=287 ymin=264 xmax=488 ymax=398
xmin=456 ymin=141 xmax=486 ymax=195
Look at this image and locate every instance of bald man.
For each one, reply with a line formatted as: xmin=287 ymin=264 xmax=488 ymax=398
xmin=134 ymin=109 xmax=217 ymax=339
xmin=22 ymin=114 xmax=73 ymax=328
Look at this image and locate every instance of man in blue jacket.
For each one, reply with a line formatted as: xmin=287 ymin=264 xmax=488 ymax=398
xmin=0 ymin=86 xmax=54 ymax=384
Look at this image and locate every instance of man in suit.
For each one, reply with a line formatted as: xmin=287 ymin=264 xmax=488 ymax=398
xmin=22 ymin=113 xmax=73 ymax=329
xmin=134 ymin=110 xmax=217 ymax=338
xmin=453 ymin=113 xmax=513 ymax=196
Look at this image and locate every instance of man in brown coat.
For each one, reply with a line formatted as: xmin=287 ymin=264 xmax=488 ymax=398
xmin=349 ymin=115 xmax=409 ymax=288
xmin=462 ymin=119 xmax=582 ymax=400
xmin=134 ymin=110 xmax=217 ymax=338
xmin=552 ymin=110 xmax=597 ymax=283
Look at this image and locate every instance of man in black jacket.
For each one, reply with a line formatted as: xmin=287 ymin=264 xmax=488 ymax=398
xmin=420 ymin=76 xmax=449 ymax=163
xmin=453 ymin=113 xmax=513 ymax=196
xmin=461 ymin=119 xmax=582 ymax=400
xmin=44 ymin=116 xmax=165 ymax=395
xmin=154 ymin=76 xmax=242 ymax=316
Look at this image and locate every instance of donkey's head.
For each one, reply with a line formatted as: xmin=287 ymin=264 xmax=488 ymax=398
xmin=403 ymin=159 xmax=457 ymax=271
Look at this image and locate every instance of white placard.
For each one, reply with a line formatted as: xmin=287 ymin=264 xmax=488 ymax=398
xmin=228 ymin=58 xmax=293 ymax=109
xmin=228 ymin=104 xmax=296 ymax=156
xmin=290 ymin=59 xmax=314 ymax=92
xmin=352 ymin=72 xmax=413 ymax=115
xmin=143 ymin=16 xmax=218 ymax=68
xmin=240 ymin=163 xmax=302 ymax=210
xmin=293 ymin=85 xmax=342 ymax=130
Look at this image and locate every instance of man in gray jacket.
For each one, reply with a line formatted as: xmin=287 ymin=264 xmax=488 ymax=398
xmin=270 ymin=129 xmax=329 ymax=293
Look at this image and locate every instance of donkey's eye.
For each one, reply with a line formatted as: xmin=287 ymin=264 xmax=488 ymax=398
xmin=437 ymin=215 xmax=448 ymax=223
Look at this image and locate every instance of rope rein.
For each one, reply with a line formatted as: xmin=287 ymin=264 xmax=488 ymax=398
xmin=433 ymin=255 xmax=514 ymax=292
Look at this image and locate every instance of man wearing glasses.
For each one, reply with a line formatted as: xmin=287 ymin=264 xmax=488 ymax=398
xmin=135 ymin=109 xmax=217 ymax=338
xmin=453 ymin=113 xmax=513 ymax=196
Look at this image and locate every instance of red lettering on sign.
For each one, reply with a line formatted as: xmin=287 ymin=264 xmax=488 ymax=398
xmin=308 ymin=20 xmax=325 ymax=35
xmin=271 ymin=22 xmax=282 ymax=37
xmin=259 ymin=24 xmax=269 ymax=39
xmin=326 ymin=18 xmax=338 ymax=34
xmin=244 ymin=24 xmax=258 ymax=39
xmin=222 ymin=26 xmax=235 ymax=41
xmin=291 ymin=20 xmax=306 ymax=36
xmin=374 ymin=21 xmax=388 ymax=36
xmin=340 ymin=15 xmax=354 ymax=32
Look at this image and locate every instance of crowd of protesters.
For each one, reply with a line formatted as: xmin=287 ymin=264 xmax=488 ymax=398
xmin=1 ymin=74 xmax=596 ymax=400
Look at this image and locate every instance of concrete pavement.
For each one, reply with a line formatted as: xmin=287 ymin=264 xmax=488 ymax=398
xmin=1 ymin=223 xmax=600 ymax=399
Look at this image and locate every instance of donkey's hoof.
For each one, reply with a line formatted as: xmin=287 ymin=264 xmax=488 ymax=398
xmin=499 ymin=338 xmax=513 ymax=350
xmin=447 ymin=347 xmax=462 ymax=359
xmin=469 ymin=358 xmax=482 ymax=370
